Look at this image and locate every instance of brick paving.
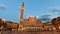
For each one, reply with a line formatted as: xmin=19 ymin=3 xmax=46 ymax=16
xmin=0 ymin=31 xmax=60 ymax=34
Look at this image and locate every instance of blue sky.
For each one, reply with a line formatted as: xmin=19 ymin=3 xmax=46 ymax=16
xmin=0 ymin=0 xmax=60 ymax=23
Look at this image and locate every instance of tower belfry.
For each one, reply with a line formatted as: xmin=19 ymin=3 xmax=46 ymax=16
xmin=20 ymin=2 xmax=24 ymax=21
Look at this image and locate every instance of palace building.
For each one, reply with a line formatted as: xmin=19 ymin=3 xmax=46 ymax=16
xmin=18 ymin=2 xmax=43 ymax=31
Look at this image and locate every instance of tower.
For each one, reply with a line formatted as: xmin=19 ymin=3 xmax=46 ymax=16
xmin=19 ymin=3 xmax=24 ymax=31
xmin=20 ymin=2 xmax=24 ymax=22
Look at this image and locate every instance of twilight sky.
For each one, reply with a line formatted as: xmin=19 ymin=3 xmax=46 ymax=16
xmin=0 ymin=0 xmax=60 ymax=23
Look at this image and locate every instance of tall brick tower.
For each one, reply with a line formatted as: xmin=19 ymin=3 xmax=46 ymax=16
xmin=18 ymin=3 xmax=24 ymax=31
xmin=20 ymin=2 xmax=24 ymax=22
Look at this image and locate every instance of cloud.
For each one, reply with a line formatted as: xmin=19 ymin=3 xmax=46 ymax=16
xmin=41 ymin=14 xmax=51 ymax=18
xmin=48 ymin=6 xmax=60 ymax=15
xmin=49 ymin=6 xmax=60 ymax=12
xmin=40 ymin=14 xmax=52 ymax=22
xmin=36 ymin=16 xmax=39 ymax=18
xmin=0 ymin=4 xmax=8 ymax=10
